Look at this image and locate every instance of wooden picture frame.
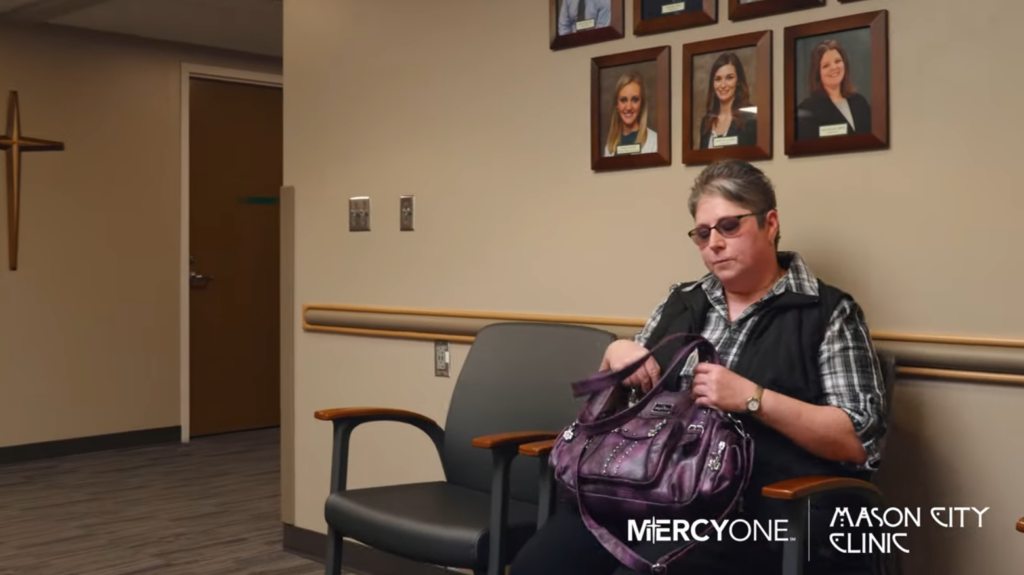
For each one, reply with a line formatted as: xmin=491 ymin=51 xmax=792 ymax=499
xmin=728 ymin=0 xmax=824 ymax=22
xmin=634 ymin=0 xmax=717 ymax=36
xmin=591 ymin=46 xmax=671 ymax=171
xmin=784 ymin=10 xmax=889 ymax=157
xmin=551 ymin=0 xmax=625 ymax=50
xmin=682 ymin=30 xmax=772 ymax=165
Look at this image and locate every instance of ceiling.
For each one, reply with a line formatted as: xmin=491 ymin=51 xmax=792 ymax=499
xmin=0 ymin=0 xmax=282 ymax=57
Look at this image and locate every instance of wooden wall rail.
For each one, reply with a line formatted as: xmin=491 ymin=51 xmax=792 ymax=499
xmin=302 ymin=304 xmax=1024 ymax=386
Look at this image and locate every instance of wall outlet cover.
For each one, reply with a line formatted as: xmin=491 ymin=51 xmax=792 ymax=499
xmin=434 ymin=340 xmax=450 ymax=377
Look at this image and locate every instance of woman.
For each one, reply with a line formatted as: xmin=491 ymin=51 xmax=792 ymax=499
xmin=699 ymin=52 xmax=757 ymax=149
xmin=604 ymin=71 xmax=658 ymax=157
xmin=796 ymin=39 xmax=871 ymax=140
xmin=509 ymin=160 xmax=887 ymax=575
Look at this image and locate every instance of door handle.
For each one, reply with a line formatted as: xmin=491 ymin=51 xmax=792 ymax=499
xmin=190 ymin=270 xmax=213 ymax=289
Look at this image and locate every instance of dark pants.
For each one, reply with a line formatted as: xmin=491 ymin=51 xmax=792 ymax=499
xmin=508 ymin=501 xmax=780 ymax=575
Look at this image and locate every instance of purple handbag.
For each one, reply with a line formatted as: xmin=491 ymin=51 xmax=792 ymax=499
xmin=550 ymin=333 xmax=754 ymax=574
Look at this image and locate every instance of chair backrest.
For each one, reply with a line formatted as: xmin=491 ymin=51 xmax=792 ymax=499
xmin=441 ymin=322 xmax=616 ymax=503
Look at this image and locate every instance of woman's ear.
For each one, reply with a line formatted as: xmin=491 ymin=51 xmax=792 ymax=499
xmin=766 ymin=210 xmax=780 ymax=243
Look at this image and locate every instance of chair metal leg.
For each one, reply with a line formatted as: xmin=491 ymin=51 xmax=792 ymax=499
xmin=487 ymin=452 xmax=512 ymax=575
xmin=537 ymin=456 xmax=555 ymax=528
xmin=325 ymin=527 xmax=343 ymax=575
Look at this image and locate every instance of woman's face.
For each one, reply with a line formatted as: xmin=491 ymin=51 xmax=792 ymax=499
xmin=713 ymin=64 xmax=738 ymax=104
xmin=616 ymin=82 xmax=642 ymax=129
xmin=819 ymin=49 xmax=845 ymax=91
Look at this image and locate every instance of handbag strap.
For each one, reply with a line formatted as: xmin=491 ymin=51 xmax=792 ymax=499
xmin=573 ymin=431 xmax=757 ymax=574
xmin=571 ymin=333 xmax=719 ymax=400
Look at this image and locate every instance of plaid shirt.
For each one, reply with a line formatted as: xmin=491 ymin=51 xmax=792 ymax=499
xmin=632 ymin=252 xmax=887 ymax=472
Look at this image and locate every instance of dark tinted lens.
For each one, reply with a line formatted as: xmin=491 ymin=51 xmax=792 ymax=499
xmin=695 ymin=227 xmax=711 ymax=239
xmin=717 ymin=217 xmax=741 ymax=234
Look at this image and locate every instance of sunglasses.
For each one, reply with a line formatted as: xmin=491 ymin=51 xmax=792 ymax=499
xmin=687 ymin=212 xmax=764 ymax=245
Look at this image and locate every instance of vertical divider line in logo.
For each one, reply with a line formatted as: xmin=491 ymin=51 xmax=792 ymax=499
xmin=806 ymin=499 xmax=811 ymax=563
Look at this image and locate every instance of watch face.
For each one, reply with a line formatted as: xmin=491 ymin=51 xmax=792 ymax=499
xmin=747 ymin=398 xmax=760 ymax=411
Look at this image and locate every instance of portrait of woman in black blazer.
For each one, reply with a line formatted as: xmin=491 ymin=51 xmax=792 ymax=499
xmin=796 ymin=39 xmax=871 ymax=140
xmin=698 ymin=51 xmax=757 ymax=150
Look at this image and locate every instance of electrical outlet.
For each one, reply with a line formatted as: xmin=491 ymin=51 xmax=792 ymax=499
xmin=349 ymin=197 xmax=370 ymax=231
xmin=400 ymin=195 xmax=415 ymax=231
xmin=434 ymin=340 xmax=450 ymax=377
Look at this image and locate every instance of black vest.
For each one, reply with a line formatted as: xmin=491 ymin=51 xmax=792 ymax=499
xmin=643 ymin=278 xmax=871 ymax=518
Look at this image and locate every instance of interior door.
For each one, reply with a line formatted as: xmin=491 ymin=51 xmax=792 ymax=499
xmin=189 ymin=77 xmax=282 ymax=437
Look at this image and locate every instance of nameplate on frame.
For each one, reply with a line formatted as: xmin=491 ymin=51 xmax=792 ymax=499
xmin=662 ymin=2 xmax=686 ymax=13
xmin=820 ymin=124 xmax=849 ymax=137
xmin=616 ymin=144 xmax=641 ymax=155
xmin=575 ymin=19 xmax=596 ymax=31
xmin=713 ymin=136 xmax=739 ymax=147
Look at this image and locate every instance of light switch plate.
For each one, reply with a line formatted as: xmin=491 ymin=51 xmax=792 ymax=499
xmin=434 ymin=340 xmax=450 ymax=377
xmin=349 ymin=197 xmax=370 ymax=231
xmin=400 ymin=195 xmax=415 ymax=231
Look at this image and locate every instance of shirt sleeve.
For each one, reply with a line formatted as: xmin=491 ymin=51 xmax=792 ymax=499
xmin=818 ymin=296 xmax=888 ymax=471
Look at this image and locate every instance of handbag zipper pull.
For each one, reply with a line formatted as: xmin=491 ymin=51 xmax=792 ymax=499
xmin=707 ymin=440 xmax=726 ymax=471
xmin=562 ymin=422 xmax=579 ymax=442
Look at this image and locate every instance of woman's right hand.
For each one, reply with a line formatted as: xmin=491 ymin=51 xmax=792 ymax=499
xmin=600 ymin=339 xmax=661 ymax=393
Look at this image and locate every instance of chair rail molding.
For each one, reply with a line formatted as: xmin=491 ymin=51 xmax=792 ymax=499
xmin=302 ymin=303 xmax=1024 ymax=387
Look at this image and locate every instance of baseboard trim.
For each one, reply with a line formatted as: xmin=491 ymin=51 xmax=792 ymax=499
xmin=282 ymin=523 xmax=453 ymax=575
xmin=0 ymin=426 xmax=181 ymax=466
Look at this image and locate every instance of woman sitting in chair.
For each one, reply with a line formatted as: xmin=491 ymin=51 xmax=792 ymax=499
xmin=509 ymin=160 xmax=889 ymax=575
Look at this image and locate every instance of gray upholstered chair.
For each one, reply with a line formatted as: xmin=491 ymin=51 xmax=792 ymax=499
xmin=517 ymin=350 xmax=903 ymax=575
xmin=315 ymin=322 xmax=616 ymax=575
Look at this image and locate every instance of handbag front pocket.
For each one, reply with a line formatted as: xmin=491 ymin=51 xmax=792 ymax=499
xmin=578 ymin=417 xmax=679 ymax=485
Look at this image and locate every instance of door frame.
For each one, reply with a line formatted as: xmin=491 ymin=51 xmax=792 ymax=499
xmin=179 ymin=63 xmax=284 ymax=442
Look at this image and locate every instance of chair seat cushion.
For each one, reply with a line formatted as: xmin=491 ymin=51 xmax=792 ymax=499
xmin=325 ymin=481 xmax=539 ymax=569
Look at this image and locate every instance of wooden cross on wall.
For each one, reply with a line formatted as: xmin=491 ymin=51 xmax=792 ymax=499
xmin=0 ymin=90 xmax=64 ymax=271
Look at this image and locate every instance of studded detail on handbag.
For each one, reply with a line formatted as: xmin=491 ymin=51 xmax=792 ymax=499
xmin=550 ymin=334 xmax=754 ymax=574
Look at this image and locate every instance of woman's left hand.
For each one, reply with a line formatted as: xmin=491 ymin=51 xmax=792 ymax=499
xmin=691 ymin=363 xmax=759 ymax=412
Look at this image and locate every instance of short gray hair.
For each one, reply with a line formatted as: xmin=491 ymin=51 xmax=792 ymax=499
xmin=688 ymin=160 xmax=780 ymax=248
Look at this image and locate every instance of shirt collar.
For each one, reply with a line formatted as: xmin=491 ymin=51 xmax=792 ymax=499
xmin=681 ymin=251 xmax=819 ymax=298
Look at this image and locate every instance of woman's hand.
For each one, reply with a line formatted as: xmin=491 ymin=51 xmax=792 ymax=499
xmin=601 ymin=340 xmax=661 ymax=392
xmin=691 ymin=363 xmax=758 ymax=412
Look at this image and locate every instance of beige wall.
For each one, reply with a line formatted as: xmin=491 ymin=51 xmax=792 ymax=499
xmin=0 ymin=23 xmax=280 ymax=448
xmin=285 ymin=0 xmax=1024 ymax=573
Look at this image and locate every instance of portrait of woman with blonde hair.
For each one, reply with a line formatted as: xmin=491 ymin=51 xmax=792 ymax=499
xmin=604 ymin=71 xmax=658 ymax=157
xmin=698 ymin=51 xmax=757 ymax=150
xmin=796 ymin=39 xmax=871 ymax=140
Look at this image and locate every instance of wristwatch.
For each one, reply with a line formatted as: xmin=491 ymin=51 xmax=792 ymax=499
xmin=746 ymin=385 xmax=764 ymax=414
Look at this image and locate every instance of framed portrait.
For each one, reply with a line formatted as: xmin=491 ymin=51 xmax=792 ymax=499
xmin=728 ymin=0 xmax=824 ymax=22
xmin=550 ymin=0 xmax=625 ymax=50
xmin=682 ymin=30 xmax=772 ymax=165
xmin=634 ymin=0 xmax=717 ymax=36
xmin=784 ymin=10 xmax=889 ymax=157
xmin=591 ymin=46 xmax=671 ymax=171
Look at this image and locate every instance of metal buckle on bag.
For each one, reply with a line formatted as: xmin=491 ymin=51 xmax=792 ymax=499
xmin=652 ymin=563 xmax=667 ymax=574
xmin=687 ymin=424 xmax=705 ymax=435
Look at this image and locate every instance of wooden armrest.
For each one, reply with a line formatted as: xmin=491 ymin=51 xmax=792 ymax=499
xmin=471 ymin=431 xmax=557 ymax=449
xmin=762 ymin=475 xmax=882 ymax=501
xmin=1017 ymin=517 xmax=1024 ymax=533
xmin=519 ymin=438 xmax=556 ymax=457
xmin=314 ymin=407 xmax=438 ymax=427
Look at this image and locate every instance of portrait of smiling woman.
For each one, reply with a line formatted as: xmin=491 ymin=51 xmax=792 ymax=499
xmin=698 ymin=51 xmax=757 ymax=150
xmin=796 ymin=37 xmax=872 ymax=140
xmin=604 ymin=70 xmax=658 ymax=157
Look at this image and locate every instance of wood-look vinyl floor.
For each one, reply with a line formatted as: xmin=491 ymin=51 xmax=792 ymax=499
xmin=0 ymin=428 xmax=339 ymax=575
